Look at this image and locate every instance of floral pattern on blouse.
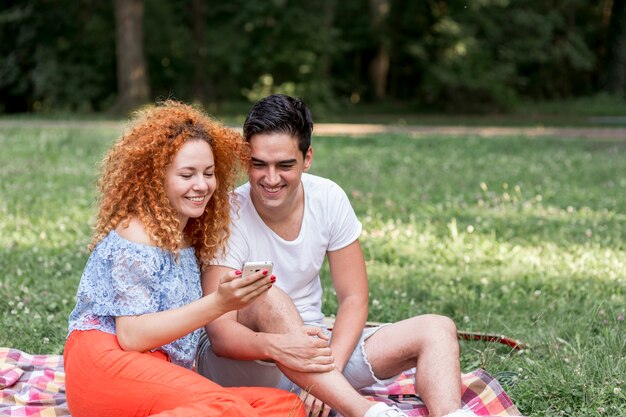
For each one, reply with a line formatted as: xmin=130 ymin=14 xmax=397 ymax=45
xmin=68 ymin=230 xmax=202 ymax=368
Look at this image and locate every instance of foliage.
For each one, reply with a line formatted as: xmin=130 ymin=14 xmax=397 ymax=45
xmin=0 ymin=1 xmax=116 ymax=113
xmin=0 ymin=0 xmax=623 ymax=114
xmin=1 ymin=122 xmax=624 ymax=416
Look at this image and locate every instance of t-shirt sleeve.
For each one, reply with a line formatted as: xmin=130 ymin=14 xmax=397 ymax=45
xmin=327 ymin=182 xmax=362 ymax=252
xmin=83 ymin=242 xmax=165 ymax=317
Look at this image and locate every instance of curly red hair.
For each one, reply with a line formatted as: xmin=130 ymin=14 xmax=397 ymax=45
xmin=91 ymin=100 xmax=248 ymax=267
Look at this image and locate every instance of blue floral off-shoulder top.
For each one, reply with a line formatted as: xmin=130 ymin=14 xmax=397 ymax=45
xmin=67 ymin=230 xmax=202 ymax=368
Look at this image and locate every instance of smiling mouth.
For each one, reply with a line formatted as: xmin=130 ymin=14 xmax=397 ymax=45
xmin=185 ymin=196 xmax=207 ymax=202
xmin=262 ymin=185 xmax=283 ymax=194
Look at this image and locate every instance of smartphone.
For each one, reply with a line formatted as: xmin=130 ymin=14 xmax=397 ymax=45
xmin=241 ymin=261 xmax=274 ymax=279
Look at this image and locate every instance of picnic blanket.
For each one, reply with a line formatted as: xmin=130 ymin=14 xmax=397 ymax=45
xmin=353 ymin=367 xmax=522 ymax=416
xmin=0 ymin=348 xmax=68 ymax=417
xmin=1 ymin=347 xmax=522 ymax=416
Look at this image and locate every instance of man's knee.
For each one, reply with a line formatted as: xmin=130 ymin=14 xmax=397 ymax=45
xmin=413 ymin=314 xmax=458 ymax=342
xmin=238 ymin=286 xmax=302 ymax=333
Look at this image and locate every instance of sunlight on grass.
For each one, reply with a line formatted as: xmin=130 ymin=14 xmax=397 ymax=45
xmin=1 ymin=125 xmax=625 ymax=416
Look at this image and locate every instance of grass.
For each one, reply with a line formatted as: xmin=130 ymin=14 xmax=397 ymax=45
xmin=1 ymin=123 xmax=625 ymax=416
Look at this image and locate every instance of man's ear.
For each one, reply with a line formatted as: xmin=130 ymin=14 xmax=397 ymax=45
xmin=303 ymin=147 xmax=313 ymax=171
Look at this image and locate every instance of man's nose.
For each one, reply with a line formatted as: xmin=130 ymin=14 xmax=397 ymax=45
xmin=265 ymin=166 xmax=280 ymax=184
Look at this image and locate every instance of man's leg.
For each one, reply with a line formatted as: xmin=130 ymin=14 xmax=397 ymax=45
xmin=361 ymin=315 xmax=463 ymax=417
xmin=237 ymin=288 xmax=400 ymax=417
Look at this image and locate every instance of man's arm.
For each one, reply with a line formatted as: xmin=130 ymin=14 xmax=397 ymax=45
xmin=203 ymin=265 xmax=335 ymax=372
xmin=203 ymin=265 xmax=278 ymax=360
xmin=326 ymin=239 xmax=369 ymax=371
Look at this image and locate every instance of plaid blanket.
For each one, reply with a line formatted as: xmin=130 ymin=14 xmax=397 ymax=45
xmin=1 ymin=347 xmax=522 ymax=416
xmin=0 ymin=348 xmax=69 ymax=417
xmin=355 ymin=367 xmax=523 ymax=416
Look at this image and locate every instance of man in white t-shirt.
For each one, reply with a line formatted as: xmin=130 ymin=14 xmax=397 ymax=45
xmin=197 ymin=94 xmax=478 ymax=417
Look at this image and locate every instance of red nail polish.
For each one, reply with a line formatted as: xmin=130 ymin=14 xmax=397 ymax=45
xmin=262 ymin=269 xmax=268 ymax=275
xmin=270 ymin=275 xmax=276 ymax=282
xmin=235 ymin=270 xmax=242 ymax=276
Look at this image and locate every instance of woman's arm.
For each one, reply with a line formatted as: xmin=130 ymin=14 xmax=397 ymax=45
xmin=116 ymin=268 xmax=272 ymax=352
xmin=113 ymin=218 xmax=272 ymax=352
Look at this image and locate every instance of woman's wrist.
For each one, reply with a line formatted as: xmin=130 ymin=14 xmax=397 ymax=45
xmin=201 ymin=292 xmax=230 ymax=322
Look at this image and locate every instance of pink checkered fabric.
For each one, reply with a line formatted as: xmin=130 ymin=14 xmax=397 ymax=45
xmin=353 ymin=368 xmax=523 ymax=416
xmin=1 ymin=347 xmax=522 ymax=417
xmin=0 ymin=348 xmax=69 ymax=417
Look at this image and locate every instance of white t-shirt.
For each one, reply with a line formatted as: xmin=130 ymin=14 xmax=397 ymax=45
xmin=215 ymin=173 xmax=362 ymax=326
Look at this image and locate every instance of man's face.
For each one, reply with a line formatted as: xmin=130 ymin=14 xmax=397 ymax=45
xmin=247 ymin=132 xmax=312 ymax=213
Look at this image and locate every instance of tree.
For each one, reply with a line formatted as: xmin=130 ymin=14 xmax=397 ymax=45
xmin=0 ymin=0 xmax=621 ymax=114
xmin=113 ymin=0 xmax=149 ymax=114
xmin=191 ymin=0 xmax=209 ymax=103
xmin=604 ymin=0 xmax=626 ymax=96
xmin=368 ymin=0 xmax=390 ymax=100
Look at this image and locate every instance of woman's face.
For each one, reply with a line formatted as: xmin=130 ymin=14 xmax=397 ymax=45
xmin=165 ymin=139 xmax=216 ymax=230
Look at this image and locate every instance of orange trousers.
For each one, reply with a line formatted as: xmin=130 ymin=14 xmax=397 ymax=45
xmin=64 ymin=330 xmax=304 ymax=417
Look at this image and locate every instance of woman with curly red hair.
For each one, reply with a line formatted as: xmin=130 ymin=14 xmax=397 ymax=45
xmin=64 ymin=101 xmax=304 ymax=417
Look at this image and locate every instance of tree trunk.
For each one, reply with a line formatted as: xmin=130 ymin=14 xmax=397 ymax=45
xmin=191 ymin=0 xmax=210 ymax=103
xmin=114 ymin=0 xmax=150 ymax=114
xmin=320 ymin=0 xmax=336 ymax=79
xmin=368 ymin=0 xmax=390 ymax=100
xmin=604 ymin=0 xmax=626 ymax=96
xmin=369 ymin=44 xmax=390 ymax=100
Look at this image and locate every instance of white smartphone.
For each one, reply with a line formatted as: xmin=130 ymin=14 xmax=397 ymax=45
xmin=241 ymin=261 xmax=274 ymax=279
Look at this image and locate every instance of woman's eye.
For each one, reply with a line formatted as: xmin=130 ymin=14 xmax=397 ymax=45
xmin=204 ymin=173 xmax=214 ymax=177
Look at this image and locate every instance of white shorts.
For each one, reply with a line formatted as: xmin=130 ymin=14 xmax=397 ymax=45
xmin=195 ymin=325 xmax=398 ymax=392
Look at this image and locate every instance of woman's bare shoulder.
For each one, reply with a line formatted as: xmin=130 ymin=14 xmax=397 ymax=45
xmin=115 ymin=218 xmax=156 ymax=246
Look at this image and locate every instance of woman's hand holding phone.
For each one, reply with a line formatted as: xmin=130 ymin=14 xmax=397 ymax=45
xmin=214 ymin=261 xmax=275 ymax=312
xmin=241 ymin=261 xmax=273 ymax=280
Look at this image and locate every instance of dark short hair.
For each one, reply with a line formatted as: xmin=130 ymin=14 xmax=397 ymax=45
xmin=243 ymin=94 xmax=313 ymax=156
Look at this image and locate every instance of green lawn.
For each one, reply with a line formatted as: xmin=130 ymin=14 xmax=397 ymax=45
xmin=1 ymin=124 xmax=624 ymax=416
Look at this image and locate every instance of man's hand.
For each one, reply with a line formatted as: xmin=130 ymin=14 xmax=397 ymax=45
xmin=269 ymin=326 xmax=335 ymax=373
xmin=300 ymin=390 xmax=331 ymax=417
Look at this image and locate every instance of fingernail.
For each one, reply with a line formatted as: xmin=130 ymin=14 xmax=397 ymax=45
xmin=235 ymin=270 xmax=242 ymax=276
xmin=270 ymin=275 xmax=276 ymax=282
xmin=262 ymin=269 xmax=268 ymax=275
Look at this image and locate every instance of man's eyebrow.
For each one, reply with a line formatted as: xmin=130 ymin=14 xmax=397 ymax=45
xmin=250 ymin=157 xmax=297 ymax=164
